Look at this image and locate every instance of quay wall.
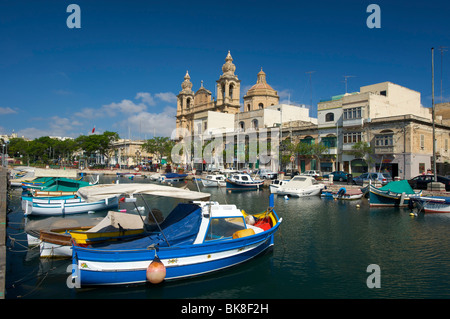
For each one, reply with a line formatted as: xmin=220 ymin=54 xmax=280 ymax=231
xmin=0 ymin=167 xmax=7 ymax=299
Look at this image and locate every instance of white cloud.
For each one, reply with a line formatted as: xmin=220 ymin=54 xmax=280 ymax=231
xmin=124 ymin=106 xmax=177 ymax=138
xmin=0 ymin=107 xmax=17 ymax=115
xmin=155 ymin=92 xmax=177 ymax=104
xmin=135 ymin=92 xmax=156 ymax=106
xmin=102 ymin=99 xmax=147 ymax=116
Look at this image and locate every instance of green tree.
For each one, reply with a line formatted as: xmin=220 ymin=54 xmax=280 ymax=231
xmin=349 ymin=141 xmax=374 ymax=169
xmin=76 ymin=131 xmax=119 ymax=164
xmin=141 ymin=137 xmax=176 ymax=163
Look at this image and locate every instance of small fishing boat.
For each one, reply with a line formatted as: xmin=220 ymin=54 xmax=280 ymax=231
xmin=321 ymin=187 xmax=364 ymax=200
xmin=225 ymin=173 xmax=264 ymax=190
xmin=369 ymin=180 xmax=422 ymax=207
xmin=23 ymin=176 xmax=99 ymax=197
xmin=28 ymin=210 xmax=163 ymax=258
xmin=24 ymin=196 xmax=119 ymax=216
xmin=70 ymin=183 xmax=282 ymax=287
xmin=269 ymin=179 xmax=289 ymax=194
xmin=159 ymin=173 xmax=188 ymax=183
xmin=409 ymin=196 xmax=450 ymax=213
xmin=21 ymin=194 xmax=76 ymax=210
xmin=201 ymin=174 xmax=226 ymax=187
xmin=276 ymin=176 xmax=325 ymax=197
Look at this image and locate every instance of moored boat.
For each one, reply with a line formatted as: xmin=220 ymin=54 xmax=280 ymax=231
xmin=409 ymin=196 xmax=450 ymax=213
xmin=276 ymin=176 xmax=325 ymax=197
xmin=201 ymin=174 xmax=226 ymax=187
xmin=269 ymin=179 xmax=289 ymax=194
xmin=70 ymin=183 xmax=282 ymax=287
xmin=369 ymin=180 xmax=422 ymax=207
xmin=24 ymin=196 xmax=119 ymax=216
xmin=225 ymin=173 xmax=264 ymax=190
xmin=159 ymin=173 xmax=188 ymax=183
xmin=29 ymin=210 xmax=163 ymax=258
xmin=321 ymin=187 xmax=364 ymax=200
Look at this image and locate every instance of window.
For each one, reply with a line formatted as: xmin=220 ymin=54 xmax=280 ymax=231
xmin=325 ymin=112 xmax=334 ymax=122
xmin=343 ymin=132 xmax=362 ymax=144
xmin=229 ymin=84 xmax=234 ymax=100
xmin=252 ymin=119 xmax=258 ymax=129
xmin=258 ymin=103 xmax=264 ymax=109
xmin=343 ymin=107 xmax=362 ymax=120
xmin=380 ymin=90 xmax=387 ymax=96
xmin=445 ymin=139 xmax=448 ymax=151
xmin=205 ymin=218 xmax=246 ymax=241
xmin=247 ymin=104 xmax=251 ymax=112
xmin=420 ymin=134 xmax=425 ymax=149
xmin=186 ymin=98 xmax=191 ymax=109
xmin=321 ymin=136 xmax=337 ymax=148
xmin=239 ymin=121 xmax=245 ymax=131
xmin=375 ymin=131 xmax=393 ymax=146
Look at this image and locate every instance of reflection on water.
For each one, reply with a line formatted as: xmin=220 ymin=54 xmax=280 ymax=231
xmin=5 ymin=175 xmax=450 ymax=299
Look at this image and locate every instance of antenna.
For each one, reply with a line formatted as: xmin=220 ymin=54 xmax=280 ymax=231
xmin=343 ymin=75 xmax=356 ymax=93
xmin=305 ymin=71 xmax=315 ymax=108
xmin=438 ymin=46 xmax=448 ymax=103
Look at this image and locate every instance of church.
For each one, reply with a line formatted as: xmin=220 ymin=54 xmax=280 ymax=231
xmin=175 ymin=51 xmax=280 ymax=138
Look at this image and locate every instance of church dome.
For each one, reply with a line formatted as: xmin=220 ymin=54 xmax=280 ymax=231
xmin=181 ymin=70 xmax=193 ymax=92
xmin=246 ymin=68 xmax=277 ymax=95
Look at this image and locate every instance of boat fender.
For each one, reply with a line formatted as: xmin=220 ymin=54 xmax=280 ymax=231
xmin=245 ymin=215 xmax=255 ymax=225
xmin=337 ymin=188 xmax=346 ymax=196
xmin=232 ymin=228 xmax=255 ymax=239
xmin=146 ymin=256 xmax=166 ymax=284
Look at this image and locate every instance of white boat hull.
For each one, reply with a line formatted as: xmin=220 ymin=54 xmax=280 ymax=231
xmin=277 ymin=187 xmax=322 ymax=197
xmin=24 ymin=196 xmax=119 ymax=216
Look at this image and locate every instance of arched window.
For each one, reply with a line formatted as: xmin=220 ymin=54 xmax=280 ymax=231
xmin=229 ymin=84 xmax=234 ymax=100
xmin=239 ymin=121 xmax=245 ymax=131
xmin=325 ymin=112 xmax=334 ymax=122
xmin=252 ymin=119 xmax=258 ymax=129
xmin=247 ymin=104 xmax=251 ymax=112
xmin=186 ymin=98 xmax=191 ymax=109
xmin=258 ymin=103 xmax=264 ymax=109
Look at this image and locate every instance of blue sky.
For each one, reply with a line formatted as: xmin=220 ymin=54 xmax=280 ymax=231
xmin=1 ymin=0 xmax=449 ymax=140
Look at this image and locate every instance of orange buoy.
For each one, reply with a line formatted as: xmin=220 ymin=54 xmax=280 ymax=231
xmin=146 ymin=256 xmax=166 ymax=284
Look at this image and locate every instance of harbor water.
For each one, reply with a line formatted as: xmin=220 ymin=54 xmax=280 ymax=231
xmin=4 ymin=175 xmax=450 ymax=299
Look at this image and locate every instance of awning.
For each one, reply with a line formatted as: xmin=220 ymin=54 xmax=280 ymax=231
xmin=77 ymin=183 xmax=211 ymax=203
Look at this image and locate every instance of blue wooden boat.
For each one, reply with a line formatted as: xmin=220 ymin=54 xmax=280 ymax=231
xmin=225 ymin=173 xmax=264 ymax=190
xmin=70 ymin=183 xmax=282 ymax=287
xmin=159 ymin=173 xmax=188 ymax=183
xmin=369 ymin=180 xmax=422 ymax=207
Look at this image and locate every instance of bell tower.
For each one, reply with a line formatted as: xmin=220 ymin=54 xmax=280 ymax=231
xmin=216 ymin=51 xmax=241 ymax=114
xmin=176 ymin=70 xmax=195 ymax=137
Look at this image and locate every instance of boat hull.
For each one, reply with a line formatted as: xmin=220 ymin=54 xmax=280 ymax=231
xmin=225 ymin=180 xmax=263 ymax=190
xmin=368 ymin=185 xmax=419 ymax=207
xmin=277 ymin=187 xmax=322 ymax=197
xmin=411 ymin=196 xmax=450 ymax=213
xmin=24 ymin=196 xmax=119 ymax=216
xmin=72 ymin=222 xmax=280 ymax=286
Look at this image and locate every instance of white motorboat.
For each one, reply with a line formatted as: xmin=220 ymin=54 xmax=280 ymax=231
xmin=201 ymin=174 xmax=227 ymax=187
xmin=276 ymin=176 xmax=325 ymax=197
xmin=269 ymin=179 xmax=289 ymax=194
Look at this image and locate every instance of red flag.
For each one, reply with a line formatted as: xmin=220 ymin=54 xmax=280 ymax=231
xmin=92 ymin=127 xmax=95 ymax=133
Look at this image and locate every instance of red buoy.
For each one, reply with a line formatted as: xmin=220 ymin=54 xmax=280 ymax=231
xmin=146 ymin=256 xmax=166 ymax=284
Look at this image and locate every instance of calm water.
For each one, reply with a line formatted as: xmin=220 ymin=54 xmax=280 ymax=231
xmin=4 ymin=175 xmax=450 ymax=299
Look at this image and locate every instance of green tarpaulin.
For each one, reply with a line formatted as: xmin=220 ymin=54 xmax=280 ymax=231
xmin=379 ymin=180 xmax=415 ymax=194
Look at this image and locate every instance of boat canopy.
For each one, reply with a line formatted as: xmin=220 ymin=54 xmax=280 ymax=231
xmin=76 ymin=183 xmax=211 ymax=202
xmin=379 ymin=180 xmax=415 ymax=194
xmin=284 ymin=176 xmax=318 ymax=188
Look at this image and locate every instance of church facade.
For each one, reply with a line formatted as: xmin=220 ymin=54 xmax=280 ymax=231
xmin=175 ymin=51 xmax=280 ymax=139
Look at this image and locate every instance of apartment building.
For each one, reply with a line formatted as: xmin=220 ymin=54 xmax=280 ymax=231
xmin=317 ymin=82 xmax=450 ymax=179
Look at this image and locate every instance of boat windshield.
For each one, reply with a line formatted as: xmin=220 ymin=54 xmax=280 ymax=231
xmin=205 ymin=217 xmax=246 ymax=241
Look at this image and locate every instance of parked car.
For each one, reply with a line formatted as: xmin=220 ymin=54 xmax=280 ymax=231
xmin=408 ymin=175 xmax=450 ymax=191
xmin=352 ymin=172 xmax=393 ymax=186
xmin=322 ymin=171 xmax=349 ymax=182
xmin=256 ymin=168 xmax=277 ymax=179
xmin=301 ymin=170 xmax=321 ymax=178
